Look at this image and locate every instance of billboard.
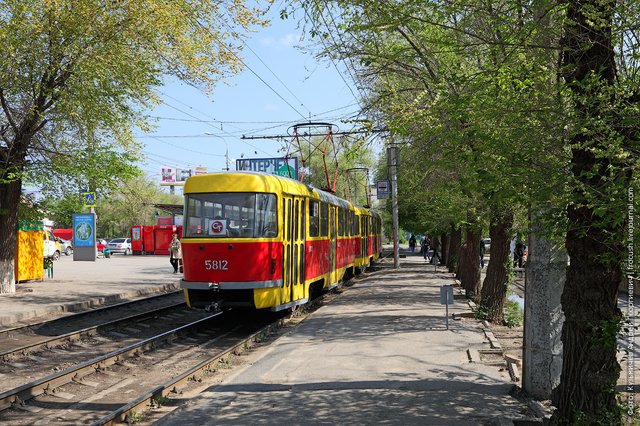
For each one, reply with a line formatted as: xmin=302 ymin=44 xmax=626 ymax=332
xmin=161 ymin=167 xmax=176 ymax=183
xmin=235 ymin=157 xmax=298 ymax=179
xmin=161 ymin=166 xmax=207 ymax=183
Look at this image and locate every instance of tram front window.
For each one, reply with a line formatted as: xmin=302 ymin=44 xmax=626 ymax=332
xmin=185 ymin=193 xmax=277 ymax=238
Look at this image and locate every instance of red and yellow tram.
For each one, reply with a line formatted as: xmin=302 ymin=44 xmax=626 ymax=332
xmin=180 ymin=172 xmax=382 ymax=311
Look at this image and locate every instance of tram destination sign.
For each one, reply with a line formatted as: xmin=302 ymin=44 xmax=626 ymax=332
xmin=236 ymin=157 xmax=299 ymax=180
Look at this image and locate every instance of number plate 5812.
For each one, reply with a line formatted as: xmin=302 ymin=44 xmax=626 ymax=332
xmin=204 ymin=260 xmax=229 ymax=270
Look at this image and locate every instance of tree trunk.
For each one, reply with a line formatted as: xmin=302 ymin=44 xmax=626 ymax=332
xmin=552 ymin=0 xmax=626 ymax=422
xmin=447 ymin=224 xmax=461 ymax=274
xmin=439 ymin=232 xmax=447 ymax=266
xmin=459 ymin=220 xmax=481 ymax=299
xmin=0 ymin=177 xmax=22 ymax=294
xmin=480 ymin=207 xmax=513 ymax=323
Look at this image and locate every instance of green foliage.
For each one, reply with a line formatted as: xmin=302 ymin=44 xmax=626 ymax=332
xmin=296 ymin=133 xmax=375 ymax=206
xmin=590 ymin=318 xmax=622 ymax=351
xmin=17 ymin=195 xmax=45 ymax=222
xmin=41 ymin=173 xmax=181 ymax=238
xmin=99 ymin=175 xmax=181 ymax=238
xmin=152 ymin=395 xmax=170 ymax=407
xmin=0 ymin=0 xmax=267 ymax=294
xmin=473 ymin=302 xmax=489 ymax=321
xmin=573 ymin=405 xmax=624 ymax=426
xmin=504 ymin=299 xmax=523 ymax=328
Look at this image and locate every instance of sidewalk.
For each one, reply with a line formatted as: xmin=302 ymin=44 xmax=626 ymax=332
xmin=0 ymin=255 xmax=179 ymax=328
xmin=155 ymin=253 xmax=534 ymax=425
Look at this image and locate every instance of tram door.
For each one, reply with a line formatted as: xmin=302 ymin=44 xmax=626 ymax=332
xmin=283 ymin=197 xmax=305 ymax=303
xmin=361 ymin=216 xmax=369 ymax=260
xmin=329 ymin=205 xmax=337 ymax=281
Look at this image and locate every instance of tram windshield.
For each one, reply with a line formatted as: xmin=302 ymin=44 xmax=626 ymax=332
xmin=184 ymin=193 xmax=278 ymax=238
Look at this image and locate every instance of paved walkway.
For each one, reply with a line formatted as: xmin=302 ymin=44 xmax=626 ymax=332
xmin=155 ymin=253 xmax=533 ymax=425
xmin=1 ymin=254 xmax=179 ymax=327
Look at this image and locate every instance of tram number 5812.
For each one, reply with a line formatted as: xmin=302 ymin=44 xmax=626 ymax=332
xmin=204 ymin=260 xmax=229 ymax=270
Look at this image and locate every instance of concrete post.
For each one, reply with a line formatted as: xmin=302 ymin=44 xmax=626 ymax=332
xmin=523 ymin=213 xmax=567 ymax=399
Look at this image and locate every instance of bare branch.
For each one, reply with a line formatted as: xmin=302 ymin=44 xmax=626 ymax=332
xmin=0 ymin=89 xmax=17 ymax=133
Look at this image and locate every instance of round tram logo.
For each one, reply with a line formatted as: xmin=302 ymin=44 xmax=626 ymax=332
xmin=211 ymin=220 xmax=224 ymax=233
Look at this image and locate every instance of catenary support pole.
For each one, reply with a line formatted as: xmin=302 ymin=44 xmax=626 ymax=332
xmin=389 ymin=143 xmax=400 ymax=269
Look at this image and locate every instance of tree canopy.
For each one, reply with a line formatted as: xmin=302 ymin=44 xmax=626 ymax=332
xmin=298 ymin=0 xmax=639 ymax=422
xmin=0 ymin=0 xmax=267 ymax=293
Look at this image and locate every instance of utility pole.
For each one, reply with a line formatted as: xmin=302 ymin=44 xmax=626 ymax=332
xmin=388 ymin=143 xmax=400 ymax=268
xmin=225 ymin=142 xmax=229 ymax=171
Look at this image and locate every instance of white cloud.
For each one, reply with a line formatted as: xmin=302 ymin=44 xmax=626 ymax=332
xmin=259 ymin=37 xmax=275 ymax=47
xmin=279 ymin=33 xmax=301 ymax=47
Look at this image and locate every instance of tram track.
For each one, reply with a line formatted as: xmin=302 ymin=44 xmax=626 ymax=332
xmin=0 ymin=290 xmax=184 ymax=349
xmin=0 ymin=294 xmax=216 ymax=398
xmin=0 ymin=309 xmax=285 ymax=425
xmin=0 ymin=301 xmax=187 ymax=361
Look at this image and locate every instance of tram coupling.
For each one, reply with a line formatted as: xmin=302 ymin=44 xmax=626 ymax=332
xmin=205 ymin=301 xmax=223 ymax=313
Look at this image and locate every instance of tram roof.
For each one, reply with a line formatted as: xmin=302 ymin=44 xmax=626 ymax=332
xmin=184 ymin=171 xmax=353 ymax=209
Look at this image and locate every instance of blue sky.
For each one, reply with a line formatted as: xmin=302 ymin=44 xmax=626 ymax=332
xmin=138 ymin=5 xmax=367 ymax=189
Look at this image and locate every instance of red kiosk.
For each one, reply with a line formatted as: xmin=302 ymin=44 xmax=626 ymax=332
xmin=130 ymin=204 xmax=183 ymax=255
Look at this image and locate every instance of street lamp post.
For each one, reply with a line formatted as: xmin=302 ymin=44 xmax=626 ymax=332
xmin=205 ymin=133 xmax=229 ymax=171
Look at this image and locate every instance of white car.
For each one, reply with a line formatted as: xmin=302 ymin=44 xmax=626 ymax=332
xmin=106 ymin=238 xmax=132 ymax=255
xmin=56 ymin=237 xmax=73 ymax=256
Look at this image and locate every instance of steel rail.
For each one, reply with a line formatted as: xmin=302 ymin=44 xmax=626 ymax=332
xmin=92 ymin=318 xmax=285 ymax=425
xmin=0 ymin=301 xmax=186 ymax=360
xmin=0 ymin=290 xmax=182 ymax=335
xmin=0 ymin=311 xmax=223 ymax=411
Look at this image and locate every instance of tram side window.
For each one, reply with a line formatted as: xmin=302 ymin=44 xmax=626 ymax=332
xmin=353 ymin=212 xmax=357 ymax=236
xmin=338 ymin=208 xmax=345 ymax=237
xmin=309 ymin=201 xmax=319 ymax=237
xmin=255 ymin=193 xmax=277 ymax=237
xmin=320 ymin=202 xmax=328 ymax=237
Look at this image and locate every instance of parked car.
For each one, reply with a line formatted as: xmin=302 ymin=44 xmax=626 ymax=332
xmin=56 ymin=237 xmax=73 ymax=256
xmin=43 ymin=230 xmax=61 ymax=260
xmin=107 ymin=238 xmax=132 ymax=255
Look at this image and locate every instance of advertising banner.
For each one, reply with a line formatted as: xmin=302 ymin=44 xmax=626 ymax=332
xmin=73 ymin=213 xmax=97 ymax=261
xmin=177 ymin=168 xmax=192 ymax=182
xmin=73 ymin=213 xmax=95 ymax=247
xmin=161 ymin=167 xmax=176 ymax=183
xmin=235 ymin=157 xmax=298 ymax=180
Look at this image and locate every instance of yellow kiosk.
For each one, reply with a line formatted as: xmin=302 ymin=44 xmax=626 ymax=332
xmin=15 ymin=221 xmax=45 ymax=282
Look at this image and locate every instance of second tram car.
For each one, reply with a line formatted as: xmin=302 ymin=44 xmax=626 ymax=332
xmin=180 ymin=172 xmax=382 ymax=311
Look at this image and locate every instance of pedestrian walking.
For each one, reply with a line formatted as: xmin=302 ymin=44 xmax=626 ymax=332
xmin=421 ymin=235 xmax=431 ymax=261
xmin=408 ymin=234 xmax=417 ymax=254
xmin=431 ymin=236 xmax=441 ymax=265
xmin=479 ymin=238 xmax=486 ymax=269
xmin=169 ymin=233 xmax=182 ymax=273
xmin=514 ymin=239 xmax=525 ymax=268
